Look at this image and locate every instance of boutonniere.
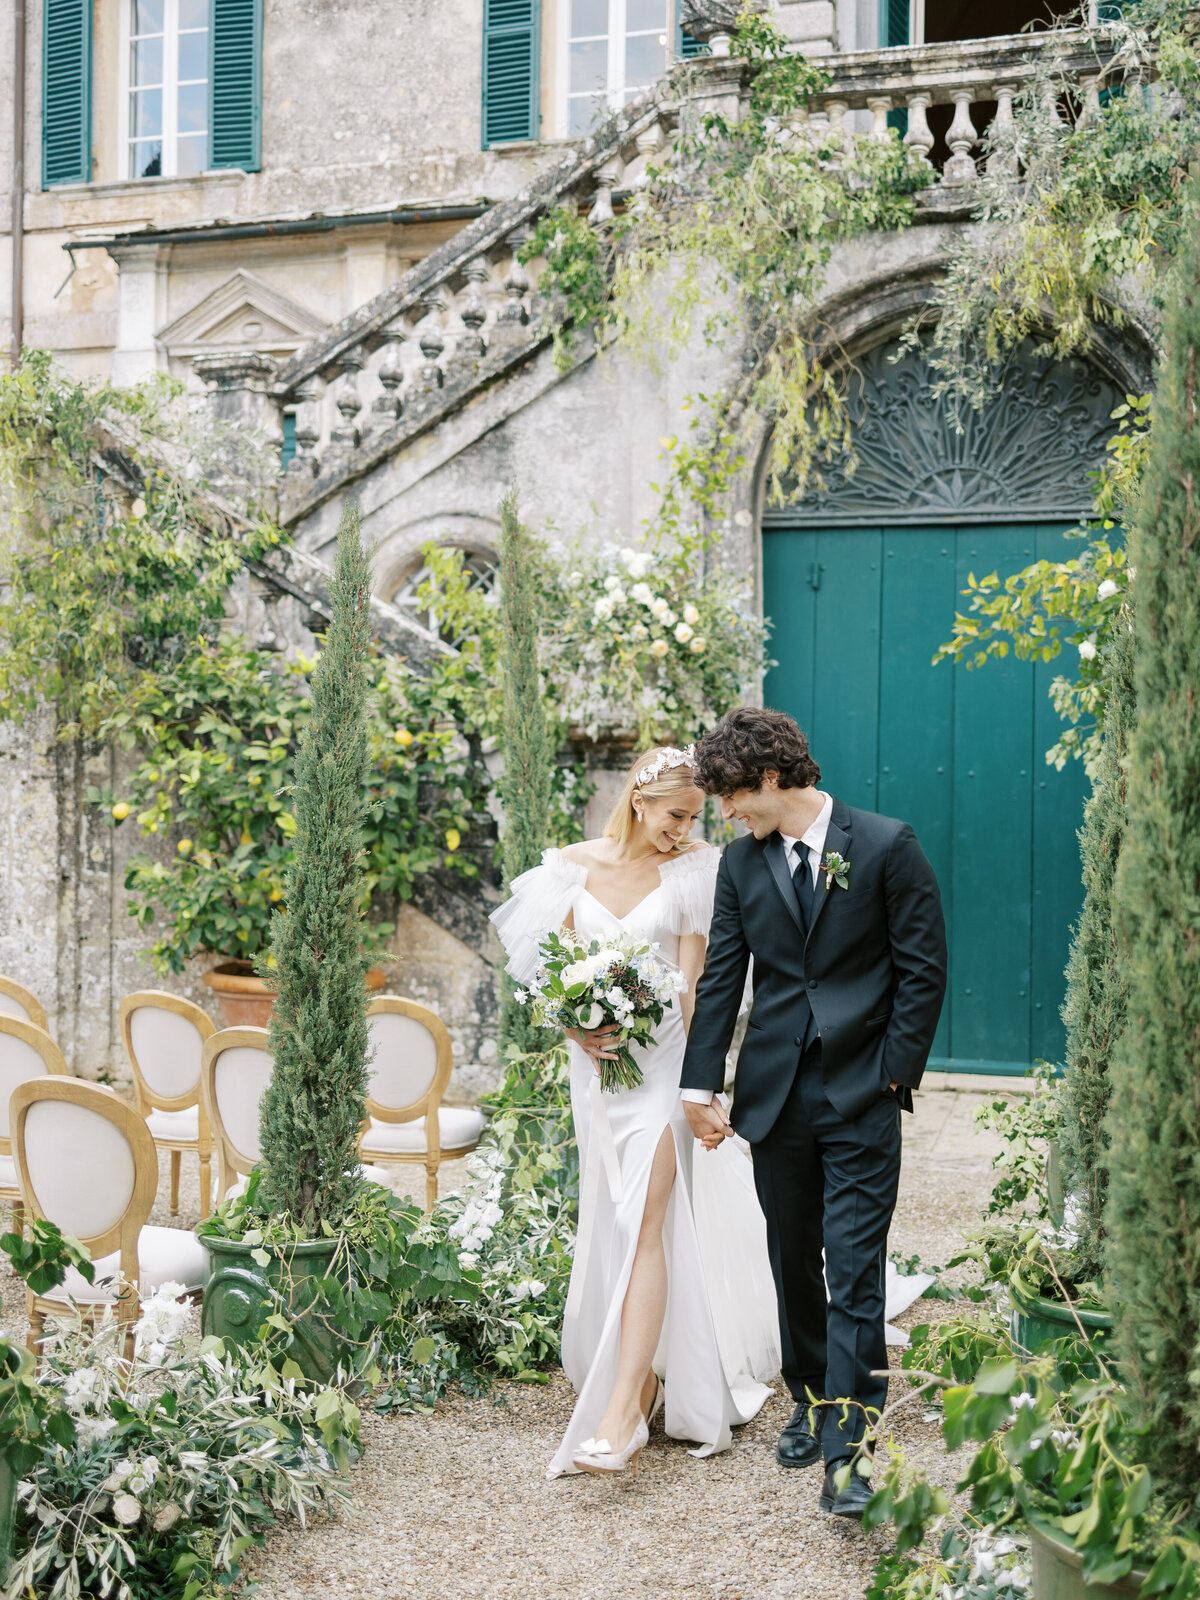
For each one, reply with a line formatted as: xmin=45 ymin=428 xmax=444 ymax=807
xmin=822 ymin=850 xmax=851 ymax=891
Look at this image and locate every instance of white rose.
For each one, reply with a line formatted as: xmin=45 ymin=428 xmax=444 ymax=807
xmin=683 ymin=604 xmax=701 ymax=625
xmin=662 ymin=609 xmax=677 ymax=626
xmin=650 ymin=598 xmax=670 ymax=619
xmin=1097 ymin=578 xmax=1119 ymax=600
xmin=650 ymin=639 xmax=669 ymax=658
xmin=562 ymin=960 xmax=593 ymax=988
xmin=631 ymin=622 xmax=648 ymax=640
xmin=1078 ymin=639 xmax=1098 ymax=660
xmin=603 ymin=573 xmax=622 ymax=592
xmin=577 ymin=1001 xmax=606 ymax=1030
xmin=630 ymin=583 xmax=653 ymax=605
xmin=153 ymin=1502 xmax=183 ymax=1532
xmin=674 ymin=622 xmax=694 ymax=643
xmin=112 ymin=1494 xmax=142 ymax=1526
xmin=689 ymin=637 xmax=707 ymax=654
xmin=609 ymin=586 xmax=627 ymax=605
xmin=593 ymin=598 xmax=615 ymax=622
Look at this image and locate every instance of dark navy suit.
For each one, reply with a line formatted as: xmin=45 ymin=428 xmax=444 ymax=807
xmin=681 ymin=797 xmax=947 ymax=1459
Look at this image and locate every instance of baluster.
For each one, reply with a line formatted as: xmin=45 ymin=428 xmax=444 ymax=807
xmin=866 ymin=96 xmax=893 ymax=142
xmin=825 ymin=99 xmax=849 ymax=166
xmin=943 ymin=91 xmax=978 ymax=184
xmin=414 ymin=295 xmax=446 ymax=393
xmin=588 ymin=157 xmax=622 ymax=225
xmin=492 ymin=235 xmax=531 ymax=349
xmin=368 ymin=322 xmax=407 ymax=435
xmin=451 ymin=259 xmax=490 ymax=371
xmin=286 ymin=378 xmax=322 ymax=478
xmin=903 ymin=93 xmax=935 ymax=167
xmin=1077 ymin=74 xmax=1102 ymax=128
xmin=323 ymin=347 xmax=366 ymax=471
xmin=988 ymin=84 xmax=1019 ymax=176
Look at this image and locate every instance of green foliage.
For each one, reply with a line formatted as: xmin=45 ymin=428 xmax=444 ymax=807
xmin=972 ymin=1064 xmax=1062 ymax=1225
xmin=86 ymin=635 xmax=492 ymax=974
xmin=9 ymin=1304 xmax=357 ymax=1600
xmin=0 ymin=350 xmax=281 ymax=740
xmin=1106 ymin=173 xmax=1200 ymax=1522
xmin=1057 ymin=620 xmax=1135 ymax=1280
xmin=200 ymin=1045 xmax=578 ymax=1395
xmin=496 ymin=493 xmax=558 ymax=1055
xmin=866 ymin=1318 xmax=1200 ymax=1600
xmin=0 ymin=1338 xmax=75 ymax=1479
xmin=0 ymin=1218 xmax=96 ymax=1298
xmin=257 ymin=503 xmax=374 ymax=1234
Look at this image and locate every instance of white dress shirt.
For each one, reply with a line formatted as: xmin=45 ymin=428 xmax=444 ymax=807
xmin=683 ymin=792 xmax=833 ymax=1106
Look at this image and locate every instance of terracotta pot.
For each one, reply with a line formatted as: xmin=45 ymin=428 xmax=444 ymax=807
xmin=1028 ymin=1515 xmax=1148 ymax=1599
xmin=203 ymin=960 xmax=386 ymax=1029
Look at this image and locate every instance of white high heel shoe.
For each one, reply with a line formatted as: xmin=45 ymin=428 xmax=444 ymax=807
xmin=573 ymin=1416 xmax=650 ymax=1476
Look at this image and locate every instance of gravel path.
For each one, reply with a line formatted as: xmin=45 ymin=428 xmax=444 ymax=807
xmin=0 ymin=1082 xmax=1008 ymax=1600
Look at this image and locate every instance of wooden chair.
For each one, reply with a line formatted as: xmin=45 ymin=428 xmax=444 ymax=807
xmin=0 ymin=1017 xmax=69 ymax=1237
xmin=11 ymin=1077 xmax=208 ymax=1354
xmin=0 ymin=976 xmax=49 ymax=1034
xmin=199 ymin=1027 xmax=274 ymax=1205
xmin=119 ymin=992 xmax=217 ymax=1219
xmin=358 ymin=997 xmax=487 ymax=1210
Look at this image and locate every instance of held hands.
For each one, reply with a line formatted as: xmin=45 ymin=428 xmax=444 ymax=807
xmin=566 ymin=1025 xmax=621 ymax=1075
xmin=684 ymin=1097 xmax=733 ymax=1152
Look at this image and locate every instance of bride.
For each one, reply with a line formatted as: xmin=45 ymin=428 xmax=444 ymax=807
xmin=490 ymin=745 xmax=779 ymax=1478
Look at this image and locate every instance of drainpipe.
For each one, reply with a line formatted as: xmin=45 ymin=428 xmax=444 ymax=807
xmin=10 ymin=0 xmax=25 ymax=368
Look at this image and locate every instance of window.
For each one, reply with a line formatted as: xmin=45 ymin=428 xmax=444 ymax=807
xmin=564 ymin=0 xmax=670 ymax=137
xmin=127 ymin=0 xmax=210 ymax=178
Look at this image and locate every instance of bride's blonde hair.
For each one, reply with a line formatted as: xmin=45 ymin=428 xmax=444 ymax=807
xmin=604 ymin=746 xmax=705 ymax=854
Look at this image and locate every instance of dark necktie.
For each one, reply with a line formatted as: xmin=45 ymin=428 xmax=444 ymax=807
xmin=791 ymin=843 xmax=814 ymax=931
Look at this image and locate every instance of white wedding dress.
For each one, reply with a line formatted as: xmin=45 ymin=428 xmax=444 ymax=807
xmin=491 ymin=846 xmax=780 ymax=1478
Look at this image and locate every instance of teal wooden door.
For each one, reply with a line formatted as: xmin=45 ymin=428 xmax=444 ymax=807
xmin=763 ymin=523 xmax=1090 ymax=1075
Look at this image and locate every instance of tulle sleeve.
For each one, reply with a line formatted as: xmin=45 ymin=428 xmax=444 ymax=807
xmin=488 ymin=847 xmax=588 ymax=987
xmin=658 ymin=846 xmax=721 ymax=937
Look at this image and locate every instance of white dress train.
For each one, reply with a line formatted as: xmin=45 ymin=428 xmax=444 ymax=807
xmin=490 ymin=847 xmax=780 ymax=1477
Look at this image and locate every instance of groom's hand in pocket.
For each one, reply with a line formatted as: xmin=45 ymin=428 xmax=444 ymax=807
xmin=684 ymin=1098 xmax=732 ymax=1151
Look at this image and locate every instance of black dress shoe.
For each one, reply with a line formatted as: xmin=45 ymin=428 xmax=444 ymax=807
xmin=820 ymin=1458 xmax=873 ymax=1518
xmin=775 ymin=1403 xmax=822 ymax=1468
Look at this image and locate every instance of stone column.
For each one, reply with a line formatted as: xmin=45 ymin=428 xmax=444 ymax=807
xmin=108 ymin=242 xmax=167 ymax=385
xmin=191 ymin=351 xmax=282 ymax=442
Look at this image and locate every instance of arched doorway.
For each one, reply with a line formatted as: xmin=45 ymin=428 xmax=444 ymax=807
xmin=761 ymin=338 xmax=1121 ymax=1075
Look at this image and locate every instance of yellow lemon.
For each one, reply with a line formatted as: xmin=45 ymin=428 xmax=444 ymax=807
xmin=177 ymin=839 xmax=193 ymax=856
xmin=445 ymin=828 xmax=462 ymax=852
xmin=269 ymin=888 xmax=284 ymax=902
xmin=111 ymin=802 xmax=130 ymax=822
xmin=394 ymin=728 xmax=414 ymax=747
xmin=146 ymin=767 xmax=159 ymax=783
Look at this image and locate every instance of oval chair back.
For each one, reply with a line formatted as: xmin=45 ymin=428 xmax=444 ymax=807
xmin=361 ymin=997 xmax=485 ymax=1210
xmin=11 ymin=1076 xmax=158 ymax=1349
xmin=0 ymin=1017 xmax=69 ymax=1236
xmin=119 ymin=992 xmax=217 ymax=1218
xmin=199 ymin=1027 xmax=273 ymax=1204
xmin=0 ymin=977 xmax=49 ymax=1034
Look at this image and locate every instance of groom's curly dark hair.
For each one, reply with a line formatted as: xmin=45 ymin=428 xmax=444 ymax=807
xmin=692 ymin=707 xmax=821 ymax=795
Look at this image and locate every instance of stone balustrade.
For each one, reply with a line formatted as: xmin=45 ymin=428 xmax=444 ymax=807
xmin=795 ymin=28 xmax=1127 ymax=182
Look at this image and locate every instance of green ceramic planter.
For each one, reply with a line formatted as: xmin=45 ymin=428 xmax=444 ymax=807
xmin=1010 ymin=1285 xmax=1113 ymax=1361
xmin=1029 ymin=1515 xmax=1148 ymax=1600
xmin=198 ymin=1234 xmax=351 ymax=1383
xmin=0 ymin=1344 xmax=34 ymax=1575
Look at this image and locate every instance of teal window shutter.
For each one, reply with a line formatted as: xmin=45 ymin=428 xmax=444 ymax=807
xmin=676 ymin=18 xmax=708 ymax=57
xmin=280 ymin=412 xmax=297 ymax=471
xmin=210 ymin=0 xmax=262 ymax=172
xmin=482 ymin=0 xmax=540 ymax=147
xmin=42 ymin=0 xmax=92 ymax=188
xmin=881 ymin=0 xmax=907 ymax=46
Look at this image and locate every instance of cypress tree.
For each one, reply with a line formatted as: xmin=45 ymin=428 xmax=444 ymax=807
xmin=1105 ymin=175 xmax=1200 ymax=1516
xmin=1057 ymin=618 xmax=1134 ymax=1278
xmin=257 ymin=502 xmax=374 ymax=1232
xmin=495 ymin=490 xmax=555 ymax=1054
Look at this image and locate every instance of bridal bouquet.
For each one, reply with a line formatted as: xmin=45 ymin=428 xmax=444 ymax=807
xmin=530 ymin=928 xmax=686 ymax=1092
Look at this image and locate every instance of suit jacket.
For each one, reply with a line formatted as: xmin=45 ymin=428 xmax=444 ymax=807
xmin=680 ymin=798 xmax=948 ymax=1141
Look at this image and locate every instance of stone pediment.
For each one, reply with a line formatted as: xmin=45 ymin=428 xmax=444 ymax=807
xmin=158 ymin=271 xmax=328 ymax=360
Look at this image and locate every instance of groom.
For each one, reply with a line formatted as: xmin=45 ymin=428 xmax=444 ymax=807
xmin=681 ymin=707 xmax=947 ymax=1518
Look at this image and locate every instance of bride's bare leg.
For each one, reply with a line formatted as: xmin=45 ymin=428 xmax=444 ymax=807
xmin=591 ymin=1126 xmax=677 ymax=1451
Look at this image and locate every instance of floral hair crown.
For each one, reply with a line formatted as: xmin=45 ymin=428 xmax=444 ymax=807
xmin=635 ymin=745 xmax=697 ymax=788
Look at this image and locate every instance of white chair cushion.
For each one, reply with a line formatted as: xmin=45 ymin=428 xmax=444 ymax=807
xmin=41 ymin=1224 xmax=209 ymax=1306
xmin=362 ymin=1106 xmax=486 ymax=1156
xmin=145 ymin=1107 xmax=200 ymax=1143
xmin=0 ymin=1154 xmax=17 ymax=1192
